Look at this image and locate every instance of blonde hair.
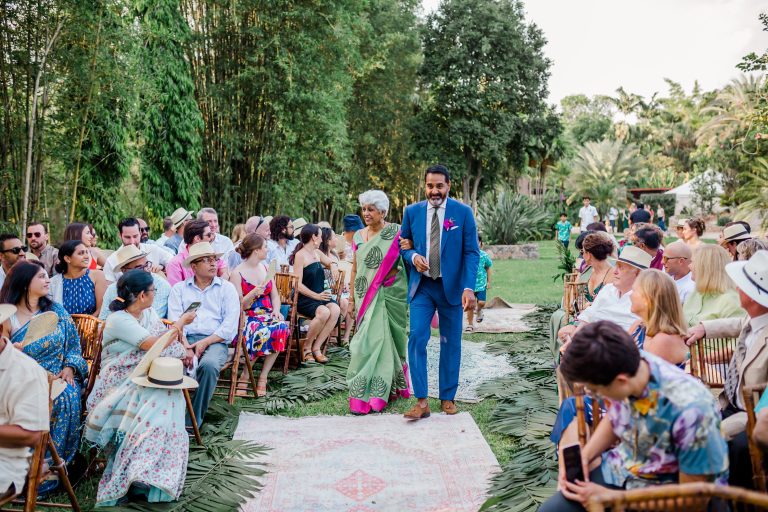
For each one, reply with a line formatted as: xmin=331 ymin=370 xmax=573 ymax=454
xmin=692 ymin=244 xmax=735 ymax=295
xmin=231 ymin=223 xmax=246 ymax=244
xmin=634 ymin=269 xmax=687 ymax=337
xmin=738 ymin=238 xmax=768 ymax=261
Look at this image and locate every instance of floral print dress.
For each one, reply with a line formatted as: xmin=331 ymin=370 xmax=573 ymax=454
xmin=240 ymin=276 xmax=289 ymax=357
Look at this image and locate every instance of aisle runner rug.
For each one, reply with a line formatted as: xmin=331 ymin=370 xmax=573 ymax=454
xmin=235 ymin=412 xmax=499 ymax=512
xmin=469 ymin=300 xmax=537 ymax=334
xmin=424 ymin=338 xmax=516 ymax=403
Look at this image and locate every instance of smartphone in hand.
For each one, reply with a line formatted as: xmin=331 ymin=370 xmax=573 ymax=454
xmin=562 ymin=444 xmax=585 ymax=483
xmin=184 ymin=301 xmax=202 ymax=315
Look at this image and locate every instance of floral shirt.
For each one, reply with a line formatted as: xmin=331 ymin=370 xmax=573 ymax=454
xmin=603 ymin=352 xmax=728 ymax=488
xmin=474 ymin=250 xmax=493 ymax=292
xmin=555 ymin=220 xmax=572 ymax=242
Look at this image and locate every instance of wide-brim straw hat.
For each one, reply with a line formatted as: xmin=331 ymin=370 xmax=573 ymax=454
xmin=112 ymin=244 xmax=148 ymax=273
xmin=0 ymin=304 xmax=16 ymax=325
xmin=182 ymin=242 xmax=223 ymax=268
xmin=24 ymin=252 xmax=39 ymax=262
xmin=317 ymin=221 xmax=332 ymax=230
xmin=293 ymin=217 xmax=308 ymax=231
xmin=726 ymin=250 xmax=768 ymax=308
xmin=21 ymin=311 xmax=59 ymax=348
xmin=130 ymin=330 xmax=175 ymax=380
xmin=261 ymin=215 xmax=273 ymax=225
xmin=676 ymin=218 xmax=688 ymax=228
xmin=722 ymin=224 xmax=752 ymax=243
xmin=171 ymin=207 xmax=194 ymax=230
xmin=615 ymin=246 xmax=653 ymax=270
xmin=131 ymin=357 xmax=198 ymax=390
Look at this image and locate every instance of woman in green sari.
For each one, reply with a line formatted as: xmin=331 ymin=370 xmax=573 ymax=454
xmin=347 ymin=190 xmax=411 ymax=414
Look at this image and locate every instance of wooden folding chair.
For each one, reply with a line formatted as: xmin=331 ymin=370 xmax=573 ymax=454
xmin=689 ymin=337 xmax=738 ymax=388
xmin=744 ymin=384 xmax=768 ymax=493
xmin=324 ymin=269 xmax=345 ymax=354
xmin=274 ymin=272 xmax=300 ymax=372
xmin=573 ymin=383 xmax=602 ymax=447
xmin=587 ymin=482 xmax=768 ymax=512
xmin=563 ymin=273 xmax=579 ymax=323
xmin=212 ymin=312 xmax=259 ymax=404
xmin=70 ymin=314 xmax=105 ymax=412
xmin=2 ymin=376 xmax=81 ymax=511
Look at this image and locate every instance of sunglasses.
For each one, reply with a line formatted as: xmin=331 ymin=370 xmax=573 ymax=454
xmin=26 ymin=232 xmax=44 ymax=238
xmin=139 ymin=227 xmax=150 ymax=233
xmin=661 ymin=256 xmax=687 ymax=263
xmin=1 ymin=246 xmax=27 ymax=254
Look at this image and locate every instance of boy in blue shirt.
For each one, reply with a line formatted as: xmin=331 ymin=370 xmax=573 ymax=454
xmin=466 ymin=235 xmax=492 ymax=332
xmin=555 ymin=213 xmax=572 ymax=249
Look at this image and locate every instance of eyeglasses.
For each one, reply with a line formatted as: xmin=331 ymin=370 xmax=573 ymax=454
xmin=1 ymin=246 xmax=27 ymax=255
xmin=661 ymin=256 xmax=687 ymax=263
xmin=193 ymin=256 xmax=218 ymax=264
xmin=126 ymin=261 xmax=151 ymax=271
xmin=145 ymin=287 xmax=157 ymax=294
xmin=26 ymin=232 xmax=43 ymax=238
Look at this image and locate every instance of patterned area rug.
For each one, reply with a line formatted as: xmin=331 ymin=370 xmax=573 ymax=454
xmin=470 ymin=300 xmax=537 ymax=333
xmin=234 ymin=412 xmax=499 ymax=512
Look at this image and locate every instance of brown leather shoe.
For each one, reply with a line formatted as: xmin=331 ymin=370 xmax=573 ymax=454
xmin=441 ymin=400 xmax=458 ymax=415
xmin=403 ymin=402 xmax=431 ymax=420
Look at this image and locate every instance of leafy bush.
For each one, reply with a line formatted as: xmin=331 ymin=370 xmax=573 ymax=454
xmin=639 ymin=193 xmax=676 ymax=217
xmin=478 ymin=187 xmax=554 ymax=245
xmin=717 ymin=216 xmax=732 ymax=226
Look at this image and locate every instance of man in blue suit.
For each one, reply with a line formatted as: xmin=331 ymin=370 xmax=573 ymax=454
xmin=399 ymin=164 xmax=480 ymax=419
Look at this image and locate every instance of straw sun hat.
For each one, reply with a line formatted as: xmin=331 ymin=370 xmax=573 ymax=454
xmin=170 ymin=208 xmax=194 ymax=230
xmin=615 ymin=246 xmax=653 ymax=270
xmin=721 ymin=224 xmax=752 ymax=244
xmin=112 ymin=244 xmax=148 ymax=273
xmin=130 ymin=330 xmax=198 ymax=390
xmin=182 ymin=242 xmax=223 ymax=268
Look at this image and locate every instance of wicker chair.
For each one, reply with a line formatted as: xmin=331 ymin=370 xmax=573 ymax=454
xmin=70 ymin=314 xmax=104 ymax=409
xmin=587 ymin=482 xmax=768 ymax=511
xmin=688 ymin=337 xmax=738 ymax=388
xmin=273 ymin=272 xmax=299 ymax=372
xmin=744 ymin=384 xmax=768 ymax=493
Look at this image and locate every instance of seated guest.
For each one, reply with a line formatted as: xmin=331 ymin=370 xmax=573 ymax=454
xmin=585 ymin=222 xmax=619 ymax=252
xmin=88 ymin=269 xmax=194 ymax=409
xmin=266 ymin=215 xmax=298 ymax=269
xmin=226 ymin=216 xmax=269 ymax=269
xmin=631 ymin=226 xmax=663 ymax=270
xmin=683 ymin=244 xmax=745 ymax=326
xmin=49 ymin=240 xmax=107 ymax=316
xmin=230 ymin=223 xmax=246 ymax=246
xmin=137 ymin=218 xmax=151 ymax=244
xmin=154 ymin=216 xmax=174 ymax=247
xmin=628 ymin=269 xmax=689 ymax=367
xmin=739 ymin=237 xmax=768 ymax=261
xmin=752 ymin=386 xmax=768 ymax=453
xmin=342 ymin=214 xmax=364 ymax=263
xmin=84 ymin=337 xmax=197 ymax=506
xmin=26 ymin=221 xmax=58 ymax=276
xmin=686 ymin=249 xmax=768 ymax=488
xmin=99 ymin=245 xmax=172 ymax=320
xmin=103 ymin=218 xmax=172 ymax=282
xmin=0 ymin=262 xmax=87 ymax=494
xmin=0 ymin=304 xmax=49 ymax=502
xmin=229 ymin=234 xmax=289 ymax=397
xmin=557 ymin=246 xmax=651 ymax=344
xmin=573 ymin=230 xmax=593 ymax=273
xmin=721 ymin=223 xmax=753 ymax=261
xmin=319 ymin=226 xmax=352 ymax=344
xmin=662 ymin=240 xmax=695 ymax=304
xmin=63 ymin=222 xmax=105 ymax=269
xmin=0 ymin=234 xmax=26 ymax=289
xmin=164 ymin=208 xmax=193 ymax=255
xmin=290 ymin=224 xmax=341 ymax=363
xmin=167 ymin=242 xmax=239 ymax=425
xmin=578 ymin=233 xmax=616 ymax=309
xmin=541 ymin=321 xmax=728 ymax=512
xmin=680 ymin=217 xmax=705 ymax=251
xmin=166 ymin=219 xmax=227 ymax=285
xmin=198 ymin=207 xmax=234 ymax=254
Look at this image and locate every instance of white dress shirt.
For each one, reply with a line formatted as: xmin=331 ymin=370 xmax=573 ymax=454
xmin=577 ymin=284 xmax=640 ymax=331
xmin=411 ymin=202 xmax=446 ymax=278
xmin=211 ymin=233 xmax=235 ymax=255
xmin=103 ymin=243 xmax=172 ymax=282
xmin=674 ymin=272 xmax=696 ymax=305
xmin=167 ymin=276 xmax=240 ymax=342
xmin=266 ymin=239 xmax=299 ymax=269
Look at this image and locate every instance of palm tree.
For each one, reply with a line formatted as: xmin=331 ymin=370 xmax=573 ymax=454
xmin=567 ymin=139 xmax=641 ymax=219
xmin=735 ymin=157 xmax=768 ymax=230
xmin=696 ymin=75 xmax=765 ymax=151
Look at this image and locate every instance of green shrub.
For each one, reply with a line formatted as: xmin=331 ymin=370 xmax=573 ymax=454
xmin=639 ymin=193 xmax=676 ymax=218
xmin=717 ymin=216 xmax=732 ymax=226
xmin=478 ymin=187 xmax=554 ymax=244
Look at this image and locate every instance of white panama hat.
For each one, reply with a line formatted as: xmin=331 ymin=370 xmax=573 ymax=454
xmin=616 ymin=245 xmax=653 ymax=270
xmin=725 ymin=250 xmax=768 ymax=308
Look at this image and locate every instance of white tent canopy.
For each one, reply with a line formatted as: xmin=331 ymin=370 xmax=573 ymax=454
xmin=664 ymin=170 xmax=723 ymax=217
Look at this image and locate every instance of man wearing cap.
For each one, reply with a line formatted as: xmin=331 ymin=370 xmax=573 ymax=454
xmin=167 ymin=242 xmax=240 ymax=425
xmin=0 ymin=304 xmax=49 ymax=501
xmin=341 ymin=214 xmax=364 ymax=263
xmin=720 ymin=222 xmax=753 ymax=261
xmin=165 ymin=208 xmax=194 ymax=255
xmin=166 ymin=220 xmax=228 ymax=286
xmin=0 ymin=234 xmax=27 ymax=289
xmin=98 ymin=245 xmax=172 ymax=320
xmin=557 ymin=246 xmax=652 ymax=343
xmin=686 ymin=249 xmax=768 ymax=488
xmin=663 ymin=241 xmax=695 ymax=304
xmin=103 ymin=218 xmax=172 ymax=283
xmin=197 ymin=207 xmax=235 ymax=255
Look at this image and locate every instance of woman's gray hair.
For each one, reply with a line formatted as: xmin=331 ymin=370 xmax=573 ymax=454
xmin=358 ymin=190 xmax=389 ymax=215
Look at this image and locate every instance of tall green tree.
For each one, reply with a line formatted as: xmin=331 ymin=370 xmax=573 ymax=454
xmin=412 ymin=0 xmax=554 ymax=211
xmin=560 ymin=94 xmax=614 ymax=146
xmin=138 ymin=0 xmax=203 ymax=230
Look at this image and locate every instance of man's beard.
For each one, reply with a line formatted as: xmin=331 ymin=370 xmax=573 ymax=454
xmin=428 ymin=194 xmax=446 ymax=206
xmin=280 ymin=233 xmax=294 ymax=241
xmin=140 ymin=236 xmax=149 ymax=243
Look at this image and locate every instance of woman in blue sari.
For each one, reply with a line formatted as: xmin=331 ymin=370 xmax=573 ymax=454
xmin=0 ymin=261 xmax=88 ymax=494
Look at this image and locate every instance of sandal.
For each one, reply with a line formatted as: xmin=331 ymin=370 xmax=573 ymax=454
xmin=235 ymin=382 xmax=251 ymax=397
xmin=313 ymin=350 xmax=329 ymax=364
xmin=302 ymin=351 xmax=316 ymax=364
xmin=464 ymin=324 xmax=474 ymax=332
xmin=256 ymin=383 xmax=267 ymax=397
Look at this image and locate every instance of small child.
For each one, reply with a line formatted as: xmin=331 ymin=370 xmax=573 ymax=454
xmin=466 ymin=235 xmax=493 ymax=332
xmin=555 ymin=213 xmax=572 ymax=249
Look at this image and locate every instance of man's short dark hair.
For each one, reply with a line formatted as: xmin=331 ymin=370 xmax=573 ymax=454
xmin=183 ymin=220 xmax=209 ymax=245
xmin=560 ymin=321 xmax=641 ymax=386
xmin=635 ymin=227 xmax=661 ymax=250
xmin=582 ymin=195 xmax=590 ymax=200
xmin=636 ymin=202 xmax=645 ymax=209
xmin=425 ymin=164 xmax=450 ymax=183
xmin=26 ymin=221 xmax=47 ymax=234
xmin=118 ymin=218 xmax=140 ymax=234
xmin=0 ymin=233 xmax=19 ymax=251
xmin=560 ymin=212 xmax=567 ymax=217
xmin=586 ymin=222 xmax=607 ymax=233
xmin=162 ymin=217 xmax=173 ymax=231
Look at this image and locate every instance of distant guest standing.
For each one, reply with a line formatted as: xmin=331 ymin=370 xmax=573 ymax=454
xmin=555 ymin=213 xmax=572 ymax=249
xmin=578 ymin=197 xmax=598 ymax=230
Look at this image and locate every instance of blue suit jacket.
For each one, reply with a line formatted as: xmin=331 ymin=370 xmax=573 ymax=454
xmin=400 ymin=197 xmax=480 ymax=306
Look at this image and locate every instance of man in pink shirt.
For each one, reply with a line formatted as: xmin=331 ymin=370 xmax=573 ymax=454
xmin=166 ymin=220 xmax=228 ymax=285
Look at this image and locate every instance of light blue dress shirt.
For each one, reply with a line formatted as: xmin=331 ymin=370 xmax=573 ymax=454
xmin=167 ymin=276 xmax=240 ymax=342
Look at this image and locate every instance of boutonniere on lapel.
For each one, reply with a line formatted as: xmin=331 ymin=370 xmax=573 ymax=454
xmin=444 ymin=218 xmax=458 ymax=231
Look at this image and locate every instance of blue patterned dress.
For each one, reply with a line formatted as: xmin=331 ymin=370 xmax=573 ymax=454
xmin=62 ymin=270 xmax=97 ymax=315
xmin=10 ymin=302 xmax=88 ymax=493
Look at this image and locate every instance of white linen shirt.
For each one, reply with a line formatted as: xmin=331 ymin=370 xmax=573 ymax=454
xmin=0 ymin=343 xmax=49 ymax=494
xmin=167 ymin=276 xmax=240 ymax=342
xmin=578 ymin=205 xmax=598 ymax=227
xmin=577 ymin=284 xmax=640 ymax=331
xmin=103 ymin=243 xmax=172 ymax=282
xmin=266 ymin=239 xmax=299 ymax=270
xmin=211 ymin=233 xmax=235 ymax=255
xmin=674 ymin=272 xmax=696 ymax=305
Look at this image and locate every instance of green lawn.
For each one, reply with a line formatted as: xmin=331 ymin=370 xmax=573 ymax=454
xmin=488 ymin=241 xmax=565 ymax=304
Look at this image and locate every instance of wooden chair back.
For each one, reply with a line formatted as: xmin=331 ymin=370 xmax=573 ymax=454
xmin=573 ymin=383 xmax=602 ymax=447
xmin=337 ymin=261 xmax=352 ymax=286
xmin=689 ymin=337 xmax=738 ymax=388
xmin=744 ymin=384 xmax=768 ymax=493
xmin=71 ymin=314 xmax=103 ymax=362
xmin=274 ymin=272 xmax=300 ymax=372
xmin=587 ymin=482 xmax=768 ymax=512
xmin=573 ymin=282 xmax=590 ymax=315
xmin=563 ymin=273 xmax=579 ymax=322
